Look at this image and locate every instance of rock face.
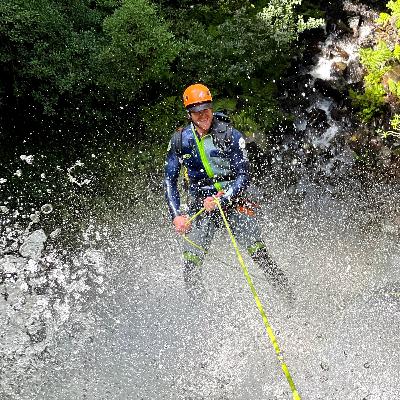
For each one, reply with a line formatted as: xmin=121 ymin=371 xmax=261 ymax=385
xmin=345 ymin=57 xmax=365 ymax=83
xmin=0 ymin=255 xmax=28 ymax=279
xmin=19 ymin=229 xmax=47 ymax=260
xmin=0 ymin=221 xmax=107 ymax=398
xmin=306 ymin=108 xmax=329 ymax=129
xmin=382 ymin=64 xmax=400 ymax=90
xmin=273 ymin=0 xmax=383 ymax=180
xmin=331 ymin=61 xmax=348 ymax=76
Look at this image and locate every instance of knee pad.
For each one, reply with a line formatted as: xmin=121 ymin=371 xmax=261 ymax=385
xmin=247 ymin=241 xmax=267 ymax=257
xmin=183 ymin=251 xmax=203 ymax=267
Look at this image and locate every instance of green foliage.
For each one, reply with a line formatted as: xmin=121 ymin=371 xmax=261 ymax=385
xmin=0 ymin=0 xmax=325 ymax=159
xmin=359 ymin=41 xmax=392 ymax=71
xmin=231 ymin=111 xmax=261 ymax=137
xmin=139 ymin=96 xmax=187 ymax=143
xmin=393 ymin=43 xmax=400 ymax=60
xmin=388 ymin=78 xmax=400 ymax=97
xmin=175 ymin=1 xmax=323 ymax=91
xmin=377 ymin=12 xmax=391 ymax=25
xmin=353 ymin=1 xmax=400 ymax=121
xmin=390 ymin=113 xmax=400 ymax=130
xmin=99 ymin=0 xmax=179 ymax=98
xmin=387 ymin=0 xmax=400 ymax=15
xmin=258 ymin=0 xmax=324 ymax=43
xmin=242 ymin=82 xmax=288 ymax=133
xmin=350 ymin=88 xmax=386 ymax=122
xmin=176 ymin=14 xmax=279 ymax=89
xmin=296 ymin=0 xmax=326 ymax=20
xmin=378 ymin=113 xmax=400 ymax=142
xmin=353 ymin=41 xmax=399 ymax=121
xmin=0 ymin=0 xmax=108 ymax=115
xmin=0 ymin=0 xmax=331 ymax=231
xmin=213 ymin=98 xmax=237 ymax=113
xmin=166 ymin=0 xmax=323 ymax=138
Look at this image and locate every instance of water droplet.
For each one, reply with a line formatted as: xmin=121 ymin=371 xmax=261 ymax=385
xmin=41 ymin=204 xmax=53 ymax=214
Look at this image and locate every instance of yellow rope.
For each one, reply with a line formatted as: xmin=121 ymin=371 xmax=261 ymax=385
xmin=214 ymin=197 xmax=301 ymax=400
xmin=182 ymin=234 xmax=207 ymax=253
xmin=187 ymin=207 xmax=206 ymax=223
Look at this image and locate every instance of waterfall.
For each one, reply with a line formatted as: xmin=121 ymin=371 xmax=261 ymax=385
xmin=275 ymin=3 xmax=378 ymax=180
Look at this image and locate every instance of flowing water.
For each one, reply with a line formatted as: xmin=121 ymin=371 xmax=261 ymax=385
xmin=2 ymin=3 xmax=400 ymax=399
xmin=2 ymin=174 xmax=399 ymax=400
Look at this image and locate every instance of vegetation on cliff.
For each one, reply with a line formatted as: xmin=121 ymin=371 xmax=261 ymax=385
xmin=351 ymin=0 xmax=400 ymax=170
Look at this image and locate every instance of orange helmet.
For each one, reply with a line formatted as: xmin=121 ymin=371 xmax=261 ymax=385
xmin=182 ymin=83 xmax=213 ymax=112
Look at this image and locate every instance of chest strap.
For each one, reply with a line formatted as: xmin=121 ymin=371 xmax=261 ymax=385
xmin=191 ymin=123 xmax=223 ymax=191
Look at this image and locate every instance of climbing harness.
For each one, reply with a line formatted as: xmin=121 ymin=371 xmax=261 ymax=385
xmin=191 ymin=123 xmax=224 ymax=191
xmin=180 ymin=212 xmax=260 ymax=278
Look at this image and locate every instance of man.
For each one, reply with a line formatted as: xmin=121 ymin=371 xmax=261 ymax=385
xmin=164 ymin=83 xmax=291 ymax=297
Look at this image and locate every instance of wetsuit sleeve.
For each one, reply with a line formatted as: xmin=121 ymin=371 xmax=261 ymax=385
xmin=164 ymin=137 xmax=182 ymax=219
xmin=221 ymin=129 xmax=250 ymax=205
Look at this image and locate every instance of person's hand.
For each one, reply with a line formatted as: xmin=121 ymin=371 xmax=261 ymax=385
xmin=203 ymin=191 xmax=224 ymax=212
xmin=173 ymin=215 xmax=191 ymax=234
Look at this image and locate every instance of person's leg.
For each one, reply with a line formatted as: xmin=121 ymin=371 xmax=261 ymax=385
xmin=229 ymin=210 xmax=294 ymax=299
xmin=182 ymin=213 xmax=216 ymax=299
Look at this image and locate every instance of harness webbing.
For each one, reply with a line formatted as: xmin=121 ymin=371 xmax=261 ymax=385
xmin=191 ymin=123 xmax=223 ymax=191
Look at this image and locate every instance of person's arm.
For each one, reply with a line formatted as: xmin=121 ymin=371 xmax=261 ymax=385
xmin=164 ymin=138 xmax=182 ymax=219
xmin=164 ymin=141 xmax=192 ymax=233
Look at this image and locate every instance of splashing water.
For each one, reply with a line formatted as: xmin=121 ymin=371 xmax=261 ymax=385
xmin=1 ymin=4 xmax=399 ymax=400
xmin=1 ymin=175 xmax=399 ymax=400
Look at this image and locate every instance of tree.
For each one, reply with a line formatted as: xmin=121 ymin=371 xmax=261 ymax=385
xmin=99 ymin=0 xmax=179 ymax=98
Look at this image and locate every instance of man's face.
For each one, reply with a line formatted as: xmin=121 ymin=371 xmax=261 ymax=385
xmin=190 ymin=108 xmax=213 ymax=135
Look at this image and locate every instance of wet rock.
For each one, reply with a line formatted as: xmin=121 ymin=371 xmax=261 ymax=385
xmin=332 ymin=19 xmax=353 ymax=36
xmin=19 ymin=229 xmax=47 ymax=260
xmin=382 ymin=64 xmax=400 ymax=91
xmin=306 ymin=108 xmax=329 ymax=129
xmin=320 ymin=362 xmax=330 ymax=371
xmin=331 ymin=61 xmax=348 ymax=77
xmin=1 ymin=324 xmax=30 ymax=353
xmin=26 ymin=259 xmax=39 ymax=276
xmin=314 ymin=78 xmax=347 ymax=102
xmin=26 ymin=321 xmax=46 ymax=344
xmin=29 ymin=212 xmax=40 ymax=224
xmin=314 ymin=78 xmax=340 ymax=98
xmin=0 ymin=256 xmax=27 ymax=281
xmin=329 ymin=45 xmax=350 ymax=60
xmin=345 ymin=58 xmax=365 ymax=83
xmin=40 ymin=204 xmax=53 ymax=215
xmin=369 ymin=136 xmax=383 ymax=151
xmin=378 ymin=146 xmax=392 ymax=167
xmin=0 ymin=294 xmax=9 ymax=321
xmin=348 ymin=16 xmax=361 ymax=36
xmin=279 ymin=74 xmax=314 ymax=109
xmin=0 ymin=205 xmax=9 ymax=214
xmin=343 ymin=0 xmax=378 ymax=21
xmin=358 ymin=30 xmax=376 ymax=48
xmin=49 ymin=228 xmax=61 ymax=239
xmin=30 ymin=276 xmax=49 ymax=295
xmin=3 ymin=279 xmax=26 ymax=309
xmin=330 ymin=106 xmax=349 ymax=121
